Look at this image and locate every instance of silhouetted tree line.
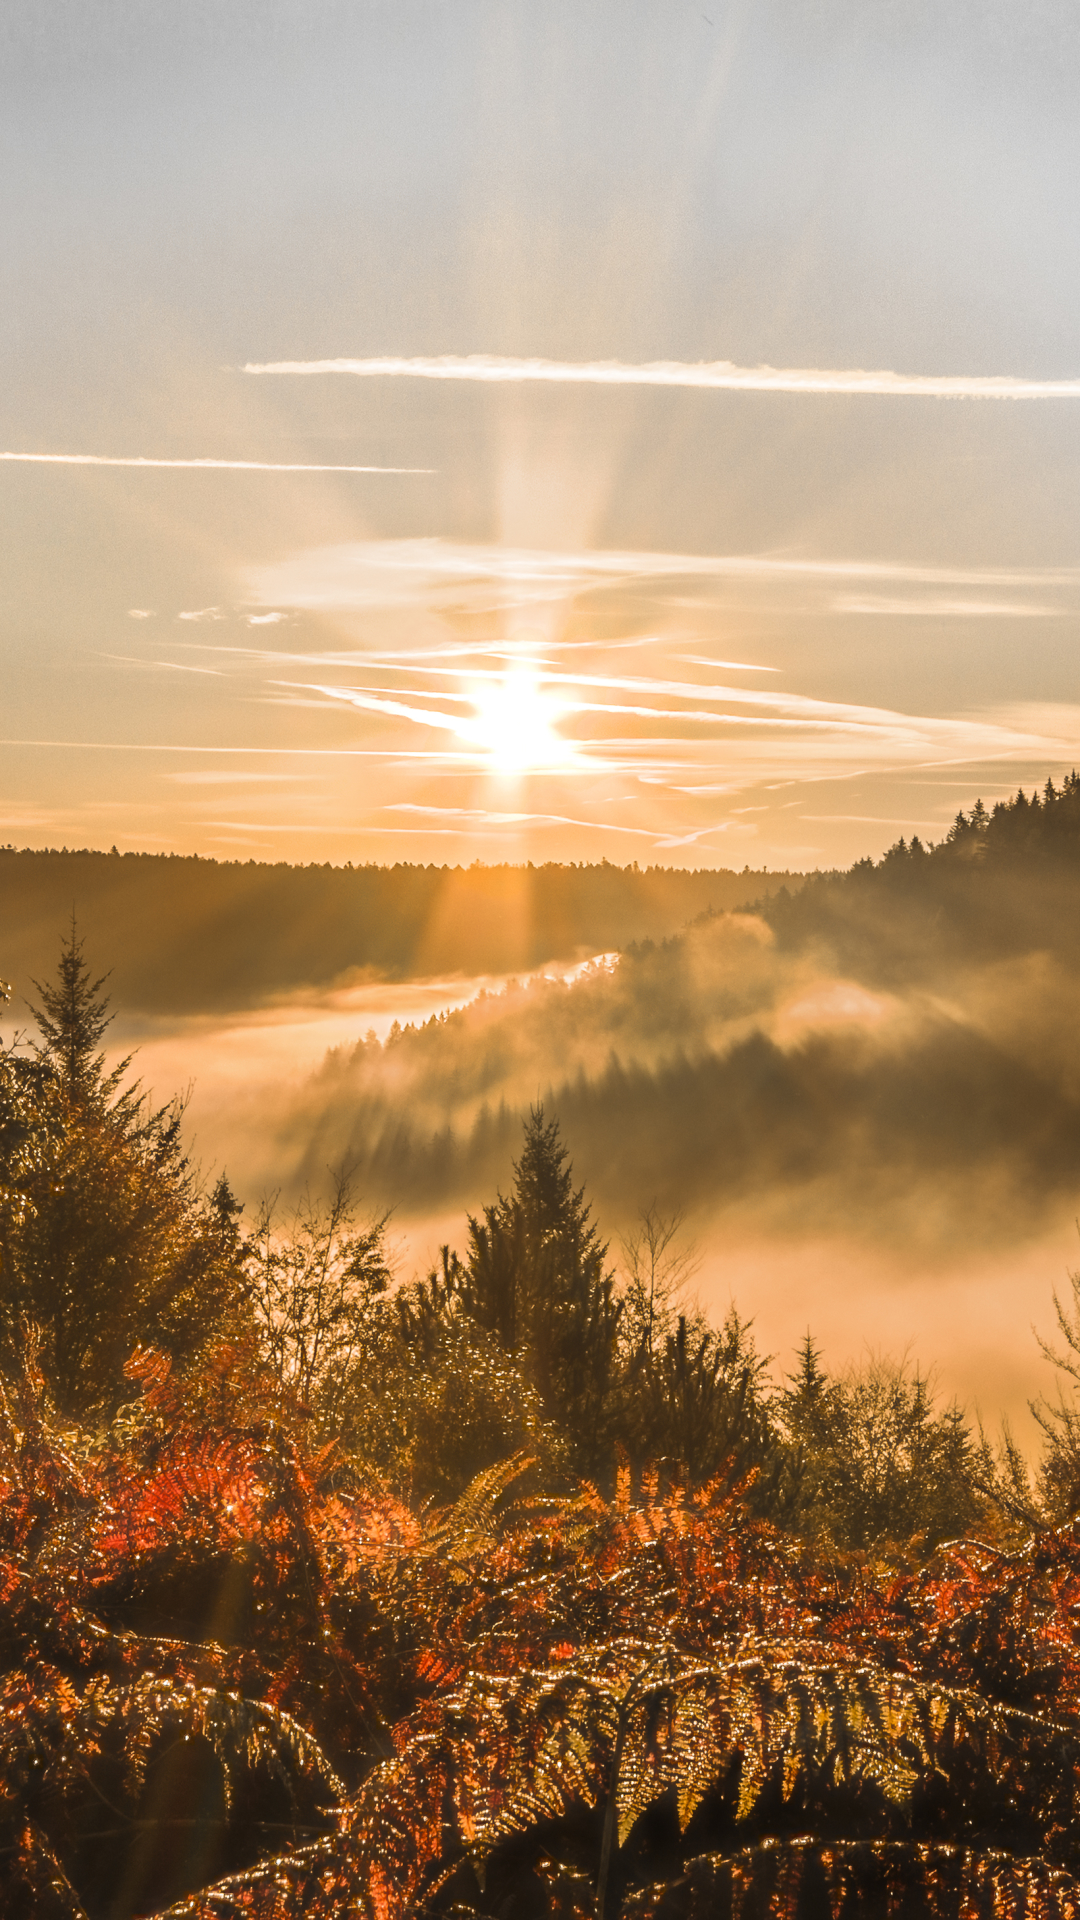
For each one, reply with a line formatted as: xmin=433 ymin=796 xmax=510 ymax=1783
xmin=764 ymin=771 xmax=1080 ymax=981
xmin=0 ymin=846 xmax=798 ymax=1013
xmin=3 ymin=921 xmax=1076 ymax=1557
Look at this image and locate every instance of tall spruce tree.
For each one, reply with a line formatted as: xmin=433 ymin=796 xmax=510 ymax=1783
xmin=453 ymin=1106 xmax=620 ymax=1473
xmin=1 ymin=926 xmax=247 ymax=1411
xmin=27 ymin=917 xmax=120 ymax=1107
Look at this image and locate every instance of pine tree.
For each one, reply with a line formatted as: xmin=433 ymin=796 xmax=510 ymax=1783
xmin=27 ymin=914 xmax=124 ymax=1107
xmin=1 ymin=928 xmax=249 ymax=1411
xmin=779 ymin=1345 xmax=983 ymax=1550
xmin=453 ymin=1106 xmax=620 ymax=1473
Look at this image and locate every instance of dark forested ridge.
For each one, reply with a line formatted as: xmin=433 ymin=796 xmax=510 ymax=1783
xmin=764 ymin=774 xmax=1080 ymax=978
xmin=0 ymin=847 xmax=799 ymax=1013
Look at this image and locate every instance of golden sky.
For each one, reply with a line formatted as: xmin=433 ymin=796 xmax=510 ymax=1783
xmin=4 ymin=0 xmax=1080 ymax=870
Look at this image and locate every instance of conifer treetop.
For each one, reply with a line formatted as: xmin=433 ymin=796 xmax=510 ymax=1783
xmin=27 ymin=914 xmax=116 ymax=1104
xmin=512 ymin=1101 xmax=603 ymax=1256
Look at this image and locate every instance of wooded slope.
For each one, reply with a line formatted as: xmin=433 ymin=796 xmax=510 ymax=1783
xmin=0 ymin=850 xmax=799 ymax=1013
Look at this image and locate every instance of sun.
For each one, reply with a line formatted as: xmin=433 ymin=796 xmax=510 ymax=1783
xmin=457 ymin=669 xmax=573 ymax=773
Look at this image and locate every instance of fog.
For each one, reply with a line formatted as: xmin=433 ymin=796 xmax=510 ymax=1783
xmin=89 ymin=901 xmax=1080 ymax=1447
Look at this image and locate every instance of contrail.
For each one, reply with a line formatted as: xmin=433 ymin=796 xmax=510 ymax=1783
xmin=0 ymin=452 xmax=432 ymax=473
xmin=242 ymin=353 xmax=1080 ymax=400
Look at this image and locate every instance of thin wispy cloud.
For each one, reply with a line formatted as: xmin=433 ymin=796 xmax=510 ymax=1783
xmin=245 ymin=538 xmax=1080 ymax=615
xmin=243 ymin=353 xmax=1080 ymax=401
xmin=0 ymin=451 xmax=432 ymax=473
xmin=0 ymin=739 xmax=450 ymax=758
xmin=104 ymin=653 xmax=225 ymax=677
xmin=834 ymin=595 xmax=1055 ymax=618
xmin=303 ymin=684 xmax=466 ymax=735
xmin=182 ymin=622 xmax=1080 ymax=792
xmin=281 ymin=663 xmax=1042 ymax=745
xmin=385 ymin=803 xmax=653 ymax=836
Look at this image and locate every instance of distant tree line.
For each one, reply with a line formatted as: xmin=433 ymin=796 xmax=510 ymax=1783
xmin=765 ymin=770 xmax=1080 ymax=980
xmin=0 ymin=847 xmax=799 ymax=1013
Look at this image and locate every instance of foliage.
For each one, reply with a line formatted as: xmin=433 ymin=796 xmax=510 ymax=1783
xmin=779 ymin=1338 xmax=985 ymax=1552
xmin=617 ymin=1307 xmax=782 ymax=1505
xmin=247 ymin=1172 xmax=392 ymax=1435
xmin=0 ymin=929 xmax=247 ymax=1413
xmin=9 ymin=924 xmax=1080 ymax=1916
xmin=617 ymin=1206 xmax=699 ymax=1365
xmin=26 ymin=917 xmax=120 ymax=1109
xmin=449 ymin=1107 xmax=621 ymax=1476
xmin=1029 ymin=1261 xmax=1080 ymax=1521
xmin=3 ymin=1346 xmax=1080 ymax=1919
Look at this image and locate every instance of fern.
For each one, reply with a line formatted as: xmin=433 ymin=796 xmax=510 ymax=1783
xmin=7 ymin=1340 xmax=1080 ymax=1916
xmin=624 ymin=1842 xmax=1080 ymax=1920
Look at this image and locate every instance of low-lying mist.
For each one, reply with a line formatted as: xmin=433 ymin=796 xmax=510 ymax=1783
xmin=102 ymin=896 xmax=1080 ymax=1445
xmin=245 ymin=913 xmax=1080 ymax=1246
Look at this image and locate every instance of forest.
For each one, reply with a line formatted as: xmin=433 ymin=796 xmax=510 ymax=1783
xmin=5 ymin=783 xmax=1080 ymax=1917
xmin=231 ymin=777 xmax=1080 ymax=1254
xmin=0 ymin=852 xmax=797 ymax=1016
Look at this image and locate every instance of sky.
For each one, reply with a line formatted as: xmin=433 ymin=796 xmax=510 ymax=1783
xmin=4 ymin=0 xmax=1080 ymax=872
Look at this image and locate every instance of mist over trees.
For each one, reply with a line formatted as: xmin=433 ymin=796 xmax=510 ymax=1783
xmin=241 ymin=776 xmax=1080 ymax=1246
xmin=2 ymin=916 xmax=1048 ymax=1533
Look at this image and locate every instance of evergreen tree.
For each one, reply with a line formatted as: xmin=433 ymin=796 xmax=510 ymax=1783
xmin=1 ymin=929 xmax=248 ymax=1412
xmin=451 ymin=1106 xmax=620 ymax=1473
xmin=27 ymin=915 xmax=123 ymax=1107
xmin=617 ymin=1304 xmax=781 ymax=1497
xmin=779 ymin=1345 xmax=984 ymax=1550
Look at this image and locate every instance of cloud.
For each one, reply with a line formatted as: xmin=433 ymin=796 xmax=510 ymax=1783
xmin=300 ymin=682 xmax=466 ymax=736
xmin=834 ymin=595 xmax=1056 ymax=618
xmin=212 ymin=661 xmax=1076 ymax=836
xmin=179 ymin=608 xmax=226 ymax=623
xmin=127 ymin=608 xmax=155 ymax=619
xmin=384 ymin=803 xmax=654 ymax=836
xmin=103 ymin=653 xmax=224 ymax=676
xmin=292 ymin=668 xmax=1068 ymax=777
xmin=0 ymin=450 xmax=432 ymax=473
xmin=242 ymin=353 xmax=1080 ymax=402
xmin=0 ymin=738 xmax=436 ymax=758
xmin=245 ymin=538 xmax=1080 ymax=615
xmin=166 ymin=771 xmax=312 ymax=785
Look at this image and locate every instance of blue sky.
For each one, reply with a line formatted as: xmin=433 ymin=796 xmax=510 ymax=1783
xmin=4 ymin=0 xmax=1080 ymax=868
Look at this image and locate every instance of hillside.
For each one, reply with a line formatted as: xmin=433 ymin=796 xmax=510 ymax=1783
xmin=256 ymin=776 xmax=1080 ymax=1244
xmin=765 ymin=777 xmax=1080 ymax=982
xmin=0 ymin=849 xmax=801 ymax=1014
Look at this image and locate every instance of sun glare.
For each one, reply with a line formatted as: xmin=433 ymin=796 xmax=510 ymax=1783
xmin=458 ymin=670 xmax=573 ymax=772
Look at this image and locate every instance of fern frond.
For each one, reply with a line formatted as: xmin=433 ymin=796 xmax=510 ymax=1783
xmin=624 ymin=1841 xmax=1080 ymax=1920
